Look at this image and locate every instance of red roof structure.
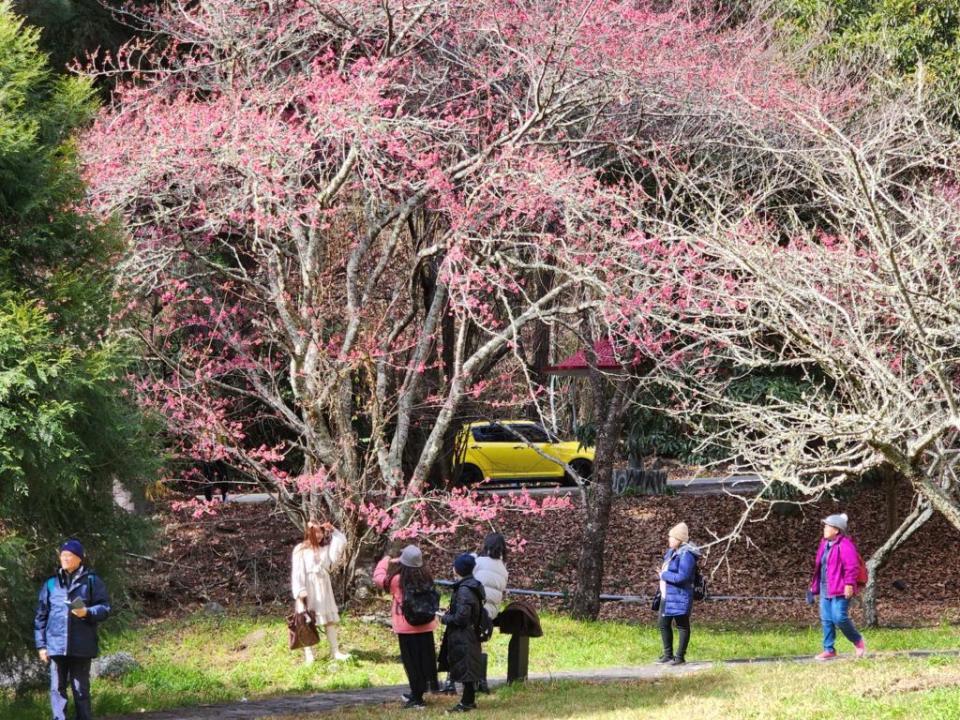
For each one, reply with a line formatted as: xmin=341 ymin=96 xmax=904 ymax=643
xmin=542 ymin=339 xmax=628 ymax=377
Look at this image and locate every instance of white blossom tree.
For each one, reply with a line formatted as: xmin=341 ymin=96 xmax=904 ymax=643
xmin=616 ymin=83 xmax=960 ymax=624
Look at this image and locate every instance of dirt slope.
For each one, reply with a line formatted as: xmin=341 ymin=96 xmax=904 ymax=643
xmin=132 ymin=482 xmax=960 ymax=627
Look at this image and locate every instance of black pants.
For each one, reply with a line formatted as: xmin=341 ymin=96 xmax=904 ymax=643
xmin=461 ymin=681 xmax=476 ymax=706
xmin=398 ymin=632 xmax=438 ymax=702
xmin=659 ymin=612 xmax=691 ymax=659
xmin=50 ymin=656 xmax=92 ymax=720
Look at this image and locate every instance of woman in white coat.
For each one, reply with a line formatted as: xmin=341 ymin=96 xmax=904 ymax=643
xmin=473 ymin=532 xmax=508 ymax=622
xmin=291 ymin=520 xmax=350 ymax=664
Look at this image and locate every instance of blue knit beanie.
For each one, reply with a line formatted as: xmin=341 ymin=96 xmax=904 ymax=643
xmin=453 ymin=552 xmax=476 ymax=577
xmin=59 ymin=539 xmax=85 ymax=559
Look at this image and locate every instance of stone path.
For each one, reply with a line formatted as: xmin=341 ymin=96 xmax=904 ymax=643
xmin=105 ymin=649 xmax=960 ymax=720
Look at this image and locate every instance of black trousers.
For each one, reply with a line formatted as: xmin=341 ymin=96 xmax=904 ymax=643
xmin=50 ymin=656 xmax=92 ymax=720
xmin=659 ymin=612 xmax=691 ymax=658
xmin=398 ymin=631 xmax=438 ymax=701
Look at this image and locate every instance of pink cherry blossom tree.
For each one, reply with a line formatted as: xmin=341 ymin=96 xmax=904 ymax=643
xmin=83 ymin=0 xmax=812 ymax=590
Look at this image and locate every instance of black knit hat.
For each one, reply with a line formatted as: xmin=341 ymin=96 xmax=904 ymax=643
xmin=453 ymin=552 xmax=476 ymax=577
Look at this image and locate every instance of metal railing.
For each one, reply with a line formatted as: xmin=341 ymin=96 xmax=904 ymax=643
xmin=436 ymin=579 xmax=802 ymax=603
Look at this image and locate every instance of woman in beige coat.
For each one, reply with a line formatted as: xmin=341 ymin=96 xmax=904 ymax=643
xmin=291 ymin=520 xmax=350 ymax=663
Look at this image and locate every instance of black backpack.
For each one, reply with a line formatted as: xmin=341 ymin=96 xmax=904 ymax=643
xmin=692 ymin=564 xmax=708 ymax=602
xmin=401 ymin=580 xmax=440 ymax=626
xmin=466 ymin=585 xmax=495 ymax=642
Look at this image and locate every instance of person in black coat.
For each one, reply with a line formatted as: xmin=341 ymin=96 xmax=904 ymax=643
xmin=438 ymin=553 xmax=484 ymax=713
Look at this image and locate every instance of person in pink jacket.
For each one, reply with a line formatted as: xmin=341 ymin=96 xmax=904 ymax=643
xmin=374 ymin=545 xmax=439 ymax=709
xmin=807 ymin=513 xmax=866 ymax=660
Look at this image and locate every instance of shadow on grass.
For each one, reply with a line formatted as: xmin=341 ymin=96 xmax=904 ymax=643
xmin=491 ymin=673 xmax=733 ymax=719
xmin=267 ymin=671 xmax=733 ymax=720
xmin=2 ymin=662 xmax=234 ymax=720
xmin=343 ymin=648 xmax=396 ymax=664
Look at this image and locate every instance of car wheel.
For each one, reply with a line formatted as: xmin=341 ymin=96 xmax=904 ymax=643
xmin=565 ymin=459 xmax=593 ymax=486
xmin=454 ymin=463 xmax=484 ymax=487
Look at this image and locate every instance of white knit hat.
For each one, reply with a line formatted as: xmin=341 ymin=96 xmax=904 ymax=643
xmin=668 ymin=522 xmax=689 ymax=543
xmin=822 ymin=513 xmax=848 ymax=533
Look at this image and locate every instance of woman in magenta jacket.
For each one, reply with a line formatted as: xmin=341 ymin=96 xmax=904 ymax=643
xmin=808 ymin=513 xmax=866 ymax=660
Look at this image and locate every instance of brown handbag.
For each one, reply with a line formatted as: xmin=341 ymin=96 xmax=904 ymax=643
xmin=287 ymin=607 xmax=320 ymax=650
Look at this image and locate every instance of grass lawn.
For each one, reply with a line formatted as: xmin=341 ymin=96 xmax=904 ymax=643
xmin=270 ymin=656 xmax=960 ymax=720
xmin=2 ymin=605 xmax=960 ymax=719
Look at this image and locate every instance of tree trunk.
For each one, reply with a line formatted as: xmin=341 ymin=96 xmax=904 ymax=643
xmin=570 ymin=378 xmax=627 ymax=620
xmin=526 ymin=270 xmax=554 ymax=390
xmin=884 ymin=474 xmax=898 ymax=536
xmin=862 ymin=497 xmax=932 ymax=627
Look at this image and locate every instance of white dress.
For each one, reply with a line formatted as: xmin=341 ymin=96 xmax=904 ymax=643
xmin=291 ymin=530 xmax=346 ymax=625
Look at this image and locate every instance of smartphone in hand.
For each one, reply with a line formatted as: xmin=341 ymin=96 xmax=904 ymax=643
xmin=65 ymin=597 xmax=86 ymax=611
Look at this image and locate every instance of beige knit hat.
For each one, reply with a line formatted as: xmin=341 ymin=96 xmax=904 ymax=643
xmin=668 ymin=522 xmax=690 ymax=543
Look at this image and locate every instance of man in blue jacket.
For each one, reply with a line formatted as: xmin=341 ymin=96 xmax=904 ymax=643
xmin=34 ymin=539 xmax=112 ymax=720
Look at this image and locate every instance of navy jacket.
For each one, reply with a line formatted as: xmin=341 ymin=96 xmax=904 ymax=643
xmin=660 ymin=544 xmax=700 ymax=617
xmin=34 ymin=566 xmax=111 ymax=657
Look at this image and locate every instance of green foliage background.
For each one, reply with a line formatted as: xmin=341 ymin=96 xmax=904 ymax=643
xmin=11 ymin=0 xmax=134 ymax=73
xmin=0 ymin=1 xmax=156 ymax=670
xmin=775 ymin=0 xmax=960 ymax=118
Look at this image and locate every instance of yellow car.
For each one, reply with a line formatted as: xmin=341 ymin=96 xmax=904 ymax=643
xmin=454 ymin=420 xmax=594 ymax=486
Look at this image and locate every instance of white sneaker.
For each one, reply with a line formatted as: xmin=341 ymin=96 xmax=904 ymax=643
xmin=333 ymin=651 xmax=352 ymax=661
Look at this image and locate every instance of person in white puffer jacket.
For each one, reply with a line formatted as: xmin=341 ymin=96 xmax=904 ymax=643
xmin=473 ymin=533 xmax=508 ymax=621
xmin=441 ymin=532 xmax=509 ymax=695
